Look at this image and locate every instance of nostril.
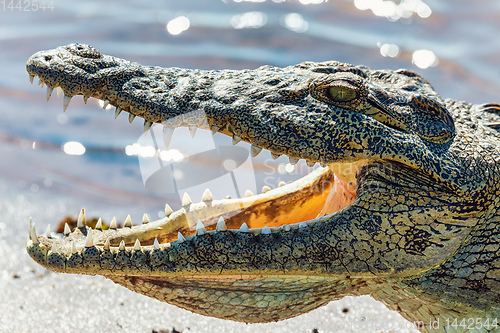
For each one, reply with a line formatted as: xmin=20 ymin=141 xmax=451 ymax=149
xmin=44 ymin=55 xmax=52 ymax=61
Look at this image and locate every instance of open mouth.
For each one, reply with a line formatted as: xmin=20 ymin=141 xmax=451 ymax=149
xmin=26 ymin=71 xmax=366 ymax=253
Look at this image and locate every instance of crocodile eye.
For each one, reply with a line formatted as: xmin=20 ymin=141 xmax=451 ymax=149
xmin=328 ymin=86 xmax=357 ymax=102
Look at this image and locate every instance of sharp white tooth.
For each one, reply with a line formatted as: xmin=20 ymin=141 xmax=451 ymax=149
xmin=29 ymin=218 xmax=39 ymax=244
xmin=306 ymin=161 xmax=316 ymax=167
xmin=182 ymin=193 xmax=192 ymax=206
xmin=77 ymin=209 xmax=85 ymax=228
xmin=299 ymin=222 xmax=308 ymax=228
xmin=102 ymin=99 xmax=110 ymax=109
xmin=109 ymin=217 xmax=117 ymax=229
xmin=133 ymin=239 xmax=141 ymax=251
xmin=83 ymin=96 xmax=89 ymax=104
xmin=142 ymin=213 xmax=149 ymax=224
xmin=239 ymin=223 xmax=249 ymax=233
xmin=261 ymin=226 xmax=271 ymax=234
xmin=201 ymin=188 xmax=213 ymax=202
xmin=38 ymin=78 xmax=43 ymax=86
xmin=64 ymin=223 xmax=71 ymax=236
xmin=114 ymin=106 xmax=122 ymax=119
xmin=144 ymin=121 xmax=152 ymax=133
xmin=95 ymin=218 xmax=102 ymax=230
xmin=63 ymin=95 xmax=72 ymax=112
xmin=211 ymin=126 xmax=219 ymax=135
xmin=29 ymin=74 xmax=35 ymax=84
xmin=177 ymin=232 xmax=185 ymax=243
xmin=282 ymin=224 xmax=291 ymax=231
xmin=85 ymin=228 xmax=94 ymax=247
xmin=244 ymin=190 xmax=254 ymax=197
xmin=56 ymin=87 xmax=62 ymax=97
xmin=103 ymin=238 xmax=110 ymax=250
xmin=250 ymin=145 xmax=262 ymax=157
xmin=225 ymin=195 xmax=232 ymax=199
xmin=320 ymin=163 xmax=327 ymax=168
xmin=164 ymin=204 xmax=173 ymax=217
xmin=129 ymin=113 xmax=136 ymax=123
xmin=278 ymin=181 xmax=286 ymax=187
xmin=289 ymin=158 xmax=298 ymax=165
xmin=154 ymin=238 xmax=160 ymax=250
xmin=124 ymin=215 xmax=132 ymax=227
xmin=71 ymin=242 xmax=77 ymax=254
xmin=271 ymin=153 xmax=280 ymax=160
xmin=119 ymin=240 xmax=125 ymax=251
xmin=163 ymin=127 xmax=174 ymax=148
xmin=216 ymin=216 xmax=227 ymax=231
xmin=232 ymin=135 xmax=242 ymax=145
xmin=46 ymin=87 xmax=53 ymax=101
xmin=261 ymin=185 xmax=271 ymax=193
xmin=189 ymin=126 xmax=197 ymax=138
xmin=196 ymin=220 xmax=206 ymax=236
xmin=45 ymin=224 xmax=51 ymax=238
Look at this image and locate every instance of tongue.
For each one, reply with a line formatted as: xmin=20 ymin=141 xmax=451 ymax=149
xmin=318 ymin=172 xmax=356 ymax=217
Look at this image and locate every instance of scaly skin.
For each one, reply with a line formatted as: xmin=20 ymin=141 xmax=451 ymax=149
xmin=26 ymin=44 xmax=500 ymax=332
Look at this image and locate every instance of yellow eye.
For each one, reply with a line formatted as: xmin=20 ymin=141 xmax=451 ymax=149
xmin=328 ymin=86 xmax=357 ymax=102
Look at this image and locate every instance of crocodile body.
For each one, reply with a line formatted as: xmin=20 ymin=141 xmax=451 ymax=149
xmin=25 ymin=44 xmax=500 ymax=332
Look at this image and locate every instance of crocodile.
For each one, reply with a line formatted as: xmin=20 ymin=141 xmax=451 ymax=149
xmin=25 ymin=43 xmax=500 ymax=332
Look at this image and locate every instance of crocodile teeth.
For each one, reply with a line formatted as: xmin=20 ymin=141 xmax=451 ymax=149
xmin=114 ymin=107 xmax=122 ymax=119
xmin=282 ymin=224 xmax=291 ymax=231
xmin=239 ymin=223 xmax=249 ymax=232
xmin=119 ymin=240 xmax=125 ymax=251
xmin=109 ymin=217 xmax=117 ymax=229
xmin=142 ymin=213 xmax=149 ymax=224
xmin=216 ymin=216 xmax=227 ymax=231
xmin=289 ymin=158 xmax=298 ymax=165
xmin=299 ymin=222 xmax=308 ymax=228
xmin=232 ymin=135 xmax=242 ymax=145
xmin=154 ymin=238 xmax=160 ymax=250
xmin=95 ymin=218 xmax=102 ymax=230
xmin=83 ymin=96 xmax=89 ymax=104
xmin=46 ymin=87 xmax=53 ymax=101
xmin=177 ymin=232 xmax=185 ymax=243
xmin=320 ymin=163 xmax=327 ymax=167
xmin=103 ymin=238 xmax=110 ymax=250
xmin=102 ymin=99 xmax=110 ymax=109
xmin=64 ymin=223 xmax=71 ymax=236
xmin=271 ymin=153 xmax=280 ymax=160
xmin=261 ymin=185 xmax=271 ymax=193
xmin=29 ymin=74 xmax=35 ymax=84
xmin=56 ymin=87 xmax=62 ymax=97
xmin=182 ymin=193 xmax=192 ymax=206
xmin=306 ymin=161 xmax=316 ymax=167
xmin=29 ymin=218 xmax=39 ymax=244
xmin=261 ymin=226 xmax=271 ymax=234
xmin=124 ymin=215 xmax=132 ymax=227
xmin=71 ymin=242 xmax=77 ymax=254
xmin=45 ymin=224 xmax=51 ymax=238
xmin=201 ymin=188 xmax=213 ymax=202
xmin=144 ymin=121 xmax=152 ymax=133
xmin=189 ymin=126 xmax=197 ymax=138
xmin=250 ymin=145 xmax=262 ymax=157
xmin=196 ymin=220 xmax=206 ymax=236
xmin=133 ymin=239 xmax=141 ymax=251
xmin=63 ymin=95 xmax=72 ymax=112
xmin=38 ymin=78 xmax=44 ymax=87
xmin=244 ymin=189 xmax=254 ymax=197
xmin=164 ymin=204 xmax=173 ymax=216
xmin=163 ymin=127 xmax=174 ymax=148
xmin=77 ymin=209 xmax=85 ymax=228
xmin=85 ymin=228 xmax=94 ymax=247
xmin=278 ymin=181 xmax=286 ymax=187
xmin=129 ymin=113 xmax=136 ymax=123
xmin=211 ymin=126 xmax=219 ymax=135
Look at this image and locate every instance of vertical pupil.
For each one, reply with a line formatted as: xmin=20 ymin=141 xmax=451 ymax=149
xmin=329 ymin=87 xmax=356 ymax=102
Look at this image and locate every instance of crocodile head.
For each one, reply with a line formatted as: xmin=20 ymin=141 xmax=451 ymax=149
xmin=25 ymin=44 xmax=500 ymax=324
